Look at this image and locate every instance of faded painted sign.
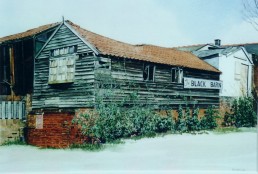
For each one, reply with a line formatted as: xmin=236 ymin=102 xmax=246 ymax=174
xmin=184 ymin=77 xmax=222 ymax=89
xmin=36 ymin=114 xmax=43 ymax=129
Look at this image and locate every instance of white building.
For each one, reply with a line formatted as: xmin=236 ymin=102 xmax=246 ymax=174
xmin=192 ymin=41 xmax=253 ymax=98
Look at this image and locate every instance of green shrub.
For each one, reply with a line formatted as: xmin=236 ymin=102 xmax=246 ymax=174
xmin=176 ymin=105 xmax=187 ymax=132
xmin=186 ymin=107 xmax=201 ymax=131
xmin=1 ymin=140 xmax=26 ymax=146
xmin=222 ymin=111 xmax=235 ymax=127
xmin=231 ymin=96 xmax=256 ymax=127
xmin=200 ymin=105 xmax=218 ymax=130
xmin=73 ymin=102 xmax=175 ymax=143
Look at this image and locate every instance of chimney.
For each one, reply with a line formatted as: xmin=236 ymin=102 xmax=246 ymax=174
xmin=214 ymin=39 xmax=221 ymax=46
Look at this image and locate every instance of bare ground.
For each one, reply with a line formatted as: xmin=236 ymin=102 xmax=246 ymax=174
xmin=0 ymin=130 xmax=257 ymax=174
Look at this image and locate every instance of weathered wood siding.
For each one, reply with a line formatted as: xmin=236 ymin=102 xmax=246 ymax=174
xmin=96 ymin=57 xmax=220 ymax=109
xmin=33 ymin=23 xmax=220 ymax=110
xmin=32 ymin=24 xmax=95 ymax=109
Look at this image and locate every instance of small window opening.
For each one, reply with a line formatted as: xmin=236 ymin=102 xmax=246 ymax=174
xmin=51 ymin=45 xmax=77 ymax=57
xmin=143 ymin=64 xmax=155 ymax=81
xmin=171 ymin=68 xmax=183 ymax=83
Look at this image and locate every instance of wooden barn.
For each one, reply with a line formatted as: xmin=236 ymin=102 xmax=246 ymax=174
xmin=26 ymin=20 xmax=222 ymax=147
xmin=0 ymin=23 xmax=59 ymax=144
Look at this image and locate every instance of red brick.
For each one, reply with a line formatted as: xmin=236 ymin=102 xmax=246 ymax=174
xmin=26 ymin=112 xmax=87 ymax=148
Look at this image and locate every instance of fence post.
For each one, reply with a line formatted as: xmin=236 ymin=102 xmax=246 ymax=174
xmin=2 ymin=101 xmax=6 ymax=119
xmin=7 ymin=102 xmax=12 ymax=119
xmin=18 ymin=102 xmax=23 ymax=119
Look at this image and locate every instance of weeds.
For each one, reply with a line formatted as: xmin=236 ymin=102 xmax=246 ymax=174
xmin=213 ymin=127 xmax=242 ymax=134
xmin=1 ymin=140 xmax=27 ymax=146
xmin=70 ymin=143 xmax=104 ymax=151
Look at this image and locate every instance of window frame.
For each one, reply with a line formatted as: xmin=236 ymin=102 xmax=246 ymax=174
xmin=143 ymin=64 xmax=155 ymax=82
xmin=48 ymin=55 xmax=76 ymax=85
xmin=171 ymin=67 xmax=183 ymax=83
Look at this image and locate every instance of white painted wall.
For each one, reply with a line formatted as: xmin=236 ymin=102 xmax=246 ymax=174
xmin=203 ymin=48 xmax=253 ymax=98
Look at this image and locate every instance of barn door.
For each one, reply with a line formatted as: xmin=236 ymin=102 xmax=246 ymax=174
xmin=240 ymin=64 xmax=248 ymax=96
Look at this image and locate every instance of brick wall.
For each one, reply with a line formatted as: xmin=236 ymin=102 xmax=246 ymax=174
xmin=26 ymin=112 xmax=87 ymax=148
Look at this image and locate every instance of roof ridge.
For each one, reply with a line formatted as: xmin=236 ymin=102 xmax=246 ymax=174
xmin=175 ymin=43 xmax=208 ymax=48
xmin=222 ymin=42 xmax=258 ymax=46
xmin=66 ymin=20 xmax=220 ymax=73
xmin=66 ymin=20 xmax=136 ymax=47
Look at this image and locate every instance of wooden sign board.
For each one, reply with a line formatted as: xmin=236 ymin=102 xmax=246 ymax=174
xmin=27 ymin=113 xmax=44 ymax=129
xmin=184 ymin=77 xmax=222 ymax=89
xmin=36 ymin=114 xmax=43 ymax=129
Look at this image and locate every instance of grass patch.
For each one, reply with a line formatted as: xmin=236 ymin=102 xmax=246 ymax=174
xmin=214 ymin=126 xmax=257 ymax=134
xmin=129 ymin=130 xmax=211 ymax=141
xmin=107 ymin=139 xmax=125 ymax=144
xmin=130 ymin=132 xmax=157 ymax=141
xmin=213 ymin=127 xmax=242 ymax=134
xmin=69 ymin=143 xmax=104 ymax=151
xmin=69 ymin=139 xmax=125 ymax=151
xmin=1 ymin=140 xmax=27 ymax=146
xmin=238 ymin=127 xmax=257 ymax=132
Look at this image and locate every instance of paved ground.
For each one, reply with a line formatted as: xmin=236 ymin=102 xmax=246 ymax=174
xmin=0 ymin=130 xmax=257 ymax=174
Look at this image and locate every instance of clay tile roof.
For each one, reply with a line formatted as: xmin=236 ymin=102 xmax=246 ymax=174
xmin=0 ymin=22 xmax=60 ymax=43
xmin=67 ymin=21 xmax=219 ymax=73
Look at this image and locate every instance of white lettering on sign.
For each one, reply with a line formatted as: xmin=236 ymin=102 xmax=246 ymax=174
xmin=184 ymin=77 xmax=222 ymax=89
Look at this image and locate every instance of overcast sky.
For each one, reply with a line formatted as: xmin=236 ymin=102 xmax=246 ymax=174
xmin=1 ymin=0 xmax=258 ymax=47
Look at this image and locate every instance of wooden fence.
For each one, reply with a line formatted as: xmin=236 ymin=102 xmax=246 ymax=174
xmin=0 ymin=101 xmax=25 ymax=119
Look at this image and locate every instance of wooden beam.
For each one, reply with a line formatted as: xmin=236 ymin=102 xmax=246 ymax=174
xmin=9 ymin=46 xmax=15 ymax=100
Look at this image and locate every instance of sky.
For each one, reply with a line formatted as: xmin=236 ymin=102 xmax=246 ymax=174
xmin=0 ymin=0 xmax=258 ymax=47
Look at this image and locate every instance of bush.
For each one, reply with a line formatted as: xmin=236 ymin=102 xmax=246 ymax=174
xmin=176 ymin=106 xmax=202 ymax=132
xmin=222 ymin=111 xmax=235 ymax=127
xmin=200 ymin=105 xmax=218 ymax=130
xmin=231 ymin=96 xmax=256 ymax=127
xmin=176 ymin=105 xmax=187 ymax=132
xmin=73 ymin=102 xmax=175 ymax=143
xmin=186 ymin=107 xmax=201 ymax=131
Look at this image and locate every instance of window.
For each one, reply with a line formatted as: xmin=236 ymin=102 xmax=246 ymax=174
xmin=49 ymin=56 xmax=75 ymax=84
xmin=171 ymin=68 xmax=183 ymax=83
xmin=95 ymin=58 xmax=111 ymax=69
xmin=51 ymin=46 xmax=77 ymax=57
xmin=143 ymin=64 xmax=155 ymax=81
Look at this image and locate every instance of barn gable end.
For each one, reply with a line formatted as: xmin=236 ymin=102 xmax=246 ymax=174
xmin=33 ymin=23 xmax=96 ymax=109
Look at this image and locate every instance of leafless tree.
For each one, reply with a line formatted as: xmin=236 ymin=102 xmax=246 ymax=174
xmin=243 ymin=0 xmax=258 ymax=30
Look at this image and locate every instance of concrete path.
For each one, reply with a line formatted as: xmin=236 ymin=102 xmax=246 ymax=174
xmin=0 ymin=131 xmax=257 ymax=174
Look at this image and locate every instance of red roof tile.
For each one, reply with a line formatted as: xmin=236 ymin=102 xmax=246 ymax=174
xmin=0 ymin=22 xmax=59 ymax=43
xmin=0 ymin=20 xmax=219 ymax=73
xmin=67 ymin=21 xmax=219 ymax=73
